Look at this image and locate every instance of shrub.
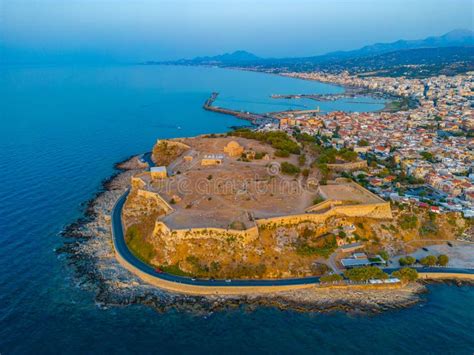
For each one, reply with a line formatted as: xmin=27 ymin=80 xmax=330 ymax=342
xmin=317 ymin=163 xmax=330 ymax=180
xmin=420 ymin=255 xmax=437 ymax=267
xmin=281 ymin=162 xmax=300 ymax=175
xmin=420 ymin=151 xmax=434 ymax=162
xmin=338 ymin=148 xmax=358 ymax=162
xmin=437 ymin=254 xmax=449 ymax=266
xmin=161 ymin=263 xmax=191 ymax=277
xmin=400 ymin=214 xmax=418 ymax=230
xmin=419 ymin=221 xmax=438 ymax=236
xmin=230 ymin=129 xmax=300 ymax=154
xmin=379 ymin=250 xmax=390 ymax=261
xmin=317 ymin=147 xmax=338 ymax=164
xmin=344 ymin=266 xmax=389 ymax=282
xmin=311 ymin=262 xmax=330 ymax=275
xmin=295 ymin=234 xmax=337 ymax=258
xmin=274 ymin=149 xmax=290 ymax=158
xmin=320 ymin=274 xmax=343 ymax=283
xmin=399 ymin=256 xmax=416 ymax=266
xmin=294 ymin=132 xmax=316 ymax=143
xmin=312 ymin=195 xmax=325 ymax=205
xmin=125 ymin=225 xmax=155 ymax=264
xmin=298 ymin=154 xmax=306 ymax=166
xmin=392 ymin=267 xmax=418 ymax=282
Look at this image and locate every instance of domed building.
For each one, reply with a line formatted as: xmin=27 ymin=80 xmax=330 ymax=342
xmin=223 ymin=140 xmax=244 ymax=157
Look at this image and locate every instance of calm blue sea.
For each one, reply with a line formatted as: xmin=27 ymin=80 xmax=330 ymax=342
xmin=0 ymin=64 xmax=472 ymax=354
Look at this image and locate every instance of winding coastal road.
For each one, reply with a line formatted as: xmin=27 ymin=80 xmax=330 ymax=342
xmin=112 ymin=189 xmax=320 ymax=287
xmin=110 ymin=153 xmax=474 ymax=291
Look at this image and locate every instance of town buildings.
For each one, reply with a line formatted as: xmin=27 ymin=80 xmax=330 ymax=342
xmin=267 ymin=72 xmax=473 ymax=217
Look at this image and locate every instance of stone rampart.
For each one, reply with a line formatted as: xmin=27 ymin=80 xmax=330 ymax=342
xmin=153 ymin=221 xmax=259 ymax=245
xmin=136 ymin=189 xmax=174 ymax=215
xmin=327 ymin=160 xmax=367 ymax=172
xmin=131 ymin=175 xmax=147 ymax=189
xmin=141 ymin=180 xmax=391 ymax=247
xmin=255 ymin=202 xmax=391 ymax=228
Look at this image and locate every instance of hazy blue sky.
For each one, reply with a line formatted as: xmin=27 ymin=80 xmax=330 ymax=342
xmin=1 ymin=0 xmax=473 ymax=63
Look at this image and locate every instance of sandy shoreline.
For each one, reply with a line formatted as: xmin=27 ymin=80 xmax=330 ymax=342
xmin=59 ymin=154 xmax=430 ymax=314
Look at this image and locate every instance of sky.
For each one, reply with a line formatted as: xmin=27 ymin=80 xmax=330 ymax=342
xmin=0 ymin=0 xmax=473 ymax=64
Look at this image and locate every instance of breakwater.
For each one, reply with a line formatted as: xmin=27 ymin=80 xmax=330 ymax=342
xmin=203 ymin=92 xmax=275 ymax=125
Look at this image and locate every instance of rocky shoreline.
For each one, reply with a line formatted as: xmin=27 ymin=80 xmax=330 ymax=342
xmin=59 ymin=155 xmax=428 ymax=315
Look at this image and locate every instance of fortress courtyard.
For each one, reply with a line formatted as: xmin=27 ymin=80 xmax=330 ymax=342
xmin=137 ymin=136 xmax=386 ymax=230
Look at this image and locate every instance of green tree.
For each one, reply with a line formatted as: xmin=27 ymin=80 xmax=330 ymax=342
xmin=379 ymin=250 xmax=390 ymax=261
xmin=358 ymin=139 xmax=369 ymax=147
xmin=437 ymin=254 xmax=449 ymax=266
xmin=344 ymin=266 xmax=389 ymax=282
xmin=339 ymin=148 xmax=358 ymax=162
xmin=274 ymin=149 xmax=290 ymax=158
xmin=399 ymin=256 xmax=416 ymax=266
xmin=281 ymin=162 xmax=300 ymax=175
xmin=298 ymin=154 xmax=306 ymax=166
xmin=392 ymin=267 xmax=418 ymax=282
xmin=420 ymin=255 xmax=437 ymax=267
xmin=400 ymin=214 xmax=418 ymax=230
xmin=317 ymin=163 xmax=330 ymax=180
xmin=420 ymin=151 xmax=434 ymax=162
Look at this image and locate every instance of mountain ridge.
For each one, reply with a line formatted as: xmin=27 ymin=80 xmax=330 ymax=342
xmin=161 ymin=29 xmax=473 ymax=65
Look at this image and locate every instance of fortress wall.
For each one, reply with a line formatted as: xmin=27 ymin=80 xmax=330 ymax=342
xmin=143 ymin=184 xmax=391 ymax=248
xmin=136 ymin=189 xmax=174 ymax=215
xmin=131 ymin=175 xmax=147 ymax=189
xmin=306 ymin=200 xmax=343 ymax=212
xmin=154 ymin=222 xmax=259 ymax=245
xmin=327 ymin=160 xmax=368 ymax=172
xmin=332 ymin=203 xmax=393 ymax=219
xmin=256 ymin=202 xmax=392 ymax=228
xmin=152 ymin=202 xmax=392 ymax=244
xmin=155 ymin=139 xmax=191 ymax=151
xmin=346 ymin=181 xmax=388 ymax=203
xmin=256 ymin=210 xmax=338 ymax=228
xmin=172 ymin=226 xmax=259 ymax=244
xmin=152 ymin=221 xmax=172 ymax=236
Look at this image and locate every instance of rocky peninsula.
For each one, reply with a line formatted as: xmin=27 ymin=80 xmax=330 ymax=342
xmin=59 ymin=151 xmax=430 ymax=314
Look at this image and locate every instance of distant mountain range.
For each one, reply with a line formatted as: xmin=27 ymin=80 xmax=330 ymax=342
xmin=311 ymin=28 xmax=474 ymax=62
xmin=191 ymin=50 xmax=260 ymax=63
xmin=152 ymin=29 xmax=474 ymax=77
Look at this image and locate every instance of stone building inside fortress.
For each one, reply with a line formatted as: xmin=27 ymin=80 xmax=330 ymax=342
xmin=223 ymin=140 xmax=244 ymax=157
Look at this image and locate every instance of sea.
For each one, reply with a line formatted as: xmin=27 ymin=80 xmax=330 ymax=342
xmin=0 ymin=64 xmax=472 ymax=354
